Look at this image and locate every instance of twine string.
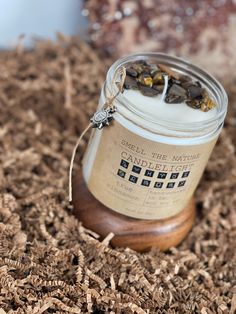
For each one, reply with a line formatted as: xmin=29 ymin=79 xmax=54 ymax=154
xmin=69 ymin=66 xmax=126 ymax=202
xmin=69 ymin=123 xmax=92 ymax=202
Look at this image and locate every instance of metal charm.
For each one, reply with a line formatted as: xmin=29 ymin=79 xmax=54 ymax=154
xmin=90 ymin=107 xmax=116 ymax=130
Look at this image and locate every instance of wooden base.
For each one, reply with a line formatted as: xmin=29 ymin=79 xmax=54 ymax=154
xmin=72 ymin=170 xmax=196 ymax=252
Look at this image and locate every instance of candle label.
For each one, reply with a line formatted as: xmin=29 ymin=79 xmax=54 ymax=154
xmin=86 ymin=121 xmax=217 ymax=220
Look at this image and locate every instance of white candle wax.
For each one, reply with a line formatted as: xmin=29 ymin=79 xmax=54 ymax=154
xmin=123 ymin=89 xmax=217 ymax=123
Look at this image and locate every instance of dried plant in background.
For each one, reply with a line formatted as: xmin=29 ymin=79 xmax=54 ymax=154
xmin=84 ymin=0 xmax=236 ymax=78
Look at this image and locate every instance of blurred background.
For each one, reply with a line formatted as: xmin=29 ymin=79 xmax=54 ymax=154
xmin=0 ymin=0 xmax=87 ymax=48
xmin=0 ymin=0 xmax=236 ymax=77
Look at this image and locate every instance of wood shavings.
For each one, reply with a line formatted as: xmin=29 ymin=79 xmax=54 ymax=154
xmin=39 ymin=218 xmax=58 ymax=246
xmin=230 ymin=294 xmax=236 ymax=314
xmin=0 ymin=38 xmax=235 ymax=313
xmin=86 ymin=268 xmax=107 ymax=290
xmin=101 ymin=232 xmax=114 ymax=245
xmin=122 ymin=302 xmax=147 ymax=314
xmin=110 ymin=274 xmax=116 ymax=291
xmin=64 ymin=59 xmax=73 ymax=110
xmin=118 ymin=272 xmax=126 ymax=286
xmin=73 ymin=247 xmax=85 ymax=285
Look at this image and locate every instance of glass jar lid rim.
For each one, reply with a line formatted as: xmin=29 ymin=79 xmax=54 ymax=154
xmin=106 ymin=52 xmax=228 ymax=130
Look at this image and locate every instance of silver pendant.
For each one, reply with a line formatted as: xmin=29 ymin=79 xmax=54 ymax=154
xmin=90 ymin=107 xmax=116 ymax=130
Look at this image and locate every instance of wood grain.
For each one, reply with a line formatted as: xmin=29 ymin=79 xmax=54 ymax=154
xmin=72 ymin=170 xmax=196 ymax=252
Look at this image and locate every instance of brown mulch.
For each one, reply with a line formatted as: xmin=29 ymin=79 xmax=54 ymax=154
xmin=0 ymin=38 xmax=235 ymax=314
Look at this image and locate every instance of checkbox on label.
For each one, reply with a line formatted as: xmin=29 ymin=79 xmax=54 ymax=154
xmin=141 ymin=179 xmax=151 ymax=187
xmin=167 ymin=182 xmax=175 ymax=188
xmin=120 ymin=159 xmax=129 ymax=169
xmin=132 ymin=165 xmax=141 ymax=174
xmin=117 ymin=169 xmax=126 ymax=178
xmin=182 ymin=171 xmax=190 ymax=178
xmin=158 ymin=172 xmax=167 ymax=179
xmin=170 ymin=172 xmax=179 ymax=179
xmin=178 ymin=180 xmax=186 ymax=187
xmin=145 ymin=169 xmax=154 ymax=177
xmin=154 ymin=182 xmax=163 ymax=188
xmin=129 ymin=175 xmax=138 ymax=183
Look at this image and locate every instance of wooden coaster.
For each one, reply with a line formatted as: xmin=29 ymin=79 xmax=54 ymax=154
xmin=72 ymin=170 xmax=196 ymax=252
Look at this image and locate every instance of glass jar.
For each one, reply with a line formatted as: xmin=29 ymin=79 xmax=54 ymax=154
xmin=81 ymin=53 xmax=227 ymax=221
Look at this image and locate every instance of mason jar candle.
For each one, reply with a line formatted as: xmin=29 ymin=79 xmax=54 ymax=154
xmin=72 ymin=53 xmax=228 ymax=251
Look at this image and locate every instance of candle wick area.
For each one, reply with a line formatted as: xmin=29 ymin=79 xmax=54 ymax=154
xmin=160 ymin=75 xmax=169 ymax=103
